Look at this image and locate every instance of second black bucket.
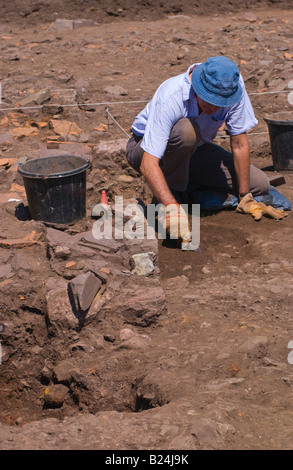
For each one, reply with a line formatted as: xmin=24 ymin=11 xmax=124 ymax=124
xmin=18 ymin=154 xmax=91 ymax=224
xmin=264 ymin=112 xmax=293 ymax=171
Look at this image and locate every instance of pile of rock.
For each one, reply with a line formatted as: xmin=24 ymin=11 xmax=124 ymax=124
xmin=44 ymin=200 xmax=166 ymax=333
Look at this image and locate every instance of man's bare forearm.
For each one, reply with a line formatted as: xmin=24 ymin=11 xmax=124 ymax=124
xmin=230 ymin=133 xmax=250 ymax=198
xmin=140 ymin=152 xmax=177 ymax=205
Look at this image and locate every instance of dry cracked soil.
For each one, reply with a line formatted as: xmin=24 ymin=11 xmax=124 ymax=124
xmin=0 ymin=0 xmax=293 ymax=452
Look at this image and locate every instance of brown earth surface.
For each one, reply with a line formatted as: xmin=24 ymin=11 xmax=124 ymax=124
xmin=0 ymin=0 xmax=293 ymax=451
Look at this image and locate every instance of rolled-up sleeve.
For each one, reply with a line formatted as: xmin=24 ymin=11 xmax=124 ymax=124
xmin=225 ymin=80 xmax=258 ymax=135
xmin=141 ymin=89 xmax=184 ymax=159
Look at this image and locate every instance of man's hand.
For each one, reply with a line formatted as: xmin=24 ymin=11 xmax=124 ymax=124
xmin=140 ymin=153 xmax=198 ymax=249
xmin=163 ymin=203 xmax=192 ymax=242
xmin=236 ymin=193 xmax=288 ymax=221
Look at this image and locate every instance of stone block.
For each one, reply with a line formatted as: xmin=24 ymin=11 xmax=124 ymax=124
xmin=46 ymin=277 xmax=79 ymax=330
xmin=104 ymin=283 xmax=167 ymax=326
xmin=68 ymin=271 xmax=102 ymax=317
xmin=47 ymin=19 xmax=74 ymax=32
xmin=19 ymin=89 xmax=51 ymax=107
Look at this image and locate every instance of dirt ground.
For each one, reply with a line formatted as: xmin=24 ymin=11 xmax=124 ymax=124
xmin=0 ymin=0 xmax=293 ymax=451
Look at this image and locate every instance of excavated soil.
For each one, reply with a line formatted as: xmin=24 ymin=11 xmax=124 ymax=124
xmin=0 ymin=0 xmax=293 ymax=451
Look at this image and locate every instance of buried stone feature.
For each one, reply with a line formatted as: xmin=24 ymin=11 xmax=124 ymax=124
xmin=68 ymin=271 xmax=102 ymax=320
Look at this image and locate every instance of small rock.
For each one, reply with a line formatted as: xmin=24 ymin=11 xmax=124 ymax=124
xmin=262 ymin=356 xmax=280 ymax=367
xmin=0 ymin=264 xmax=14 ymax=279
xmin=202 ymin=267 xmax=211 ymax=274
xmin=47 ymin=141 xmax=59 ymax=149
xmin=228 ymin=378 xmax=245 ymax=386
xmin=183 ymin=265 xmax=192 ymax=271
xmin=31 ymin=346 xmax=42 ymax=355
xmin=94 ymin=334 xmax=105 ymax=350
xmin=73 ymin=19 xmax=99 ymax=29
xmin=47 ymin=19 xmax=74 ymax=32
xmin=74 ymin=78 xmax=90 ymax=92
xmin=75 ymin=260 xmax=85 ymax=270
xmin=270 ymin=285 xmax=283 ymax=294
xmin=93 ymin=138 xmax=128 ymax=156
xmin=57 ymin=73 xmax=72 ymax=83
xmin=118 ymin=174 xmax=134 ymax=183
xmin=78 ymin=132 xmax=90 ymax=143
xmin=191 ymin=418 xmax=235 ymax=450
xmin=239 ymin=336 xmax=268 ymax=357
xmin=228 ymin=362 xmax=241 ymax=377
xmin=54 ymin=246 xmax=71 ymax=259
xmin=49 ymin=119 xmax=83 ymax=136
xmin=177 ymin=52 xmax=185 ymax=60
xmin=65 ymin=261 xmax=76 ymax=269
xmin=100 ymin=267 xmax=111 ymax=275
xmin=53 ymin=361 xmax=75 ymax=385
xmin=130 ymin=252 xmax=156 ymax=276
xmin=70 ymin=369 xmax=92 ymax=389
xmin=8 ymin=53 xmax=21 ymax=61
xmin=44 ymin=384 xmax=69 ymax=408
xmin=119 ymin=328 xmax=136 ymax=341
xmin=243 ymin=12 xmax=259 ymax=22
xmin=104 ymin=85 xmax=128 ymax=97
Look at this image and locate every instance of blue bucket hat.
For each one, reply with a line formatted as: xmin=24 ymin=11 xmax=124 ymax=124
xmin=191 ymin=56 xmax=243 ymax=107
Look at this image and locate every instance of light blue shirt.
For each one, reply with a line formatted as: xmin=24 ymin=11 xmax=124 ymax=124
xmin=132 ymin=63 xmax=258 ymax=159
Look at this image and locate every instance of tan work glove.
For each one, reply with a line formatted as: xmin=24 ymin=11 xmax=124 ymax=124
xmin=164 ymin=203 xmax=192 ymax=243
xmin=236 ymin=193 xmax=288 ymax=221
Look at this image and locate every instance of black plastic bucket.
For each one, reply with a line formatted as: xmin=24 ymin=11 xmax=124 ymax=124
xmin=264 ymin=112 xmax=293 ymax=171
xmin=18 ymin=154 xmax=91 ymax=224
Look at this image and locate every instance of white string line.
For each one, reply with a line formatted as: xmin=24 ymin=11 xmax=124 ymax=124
xmin=105 ymin=107 xmax=131 ymax=138
xmin=0 ymin=89 xmax=290 ymax=113
xmin=249 ymin=90 xmax=289 ymax=95
xmin=105 ymin=108 xmax=270 ymax=139
xmin=0 ymin=100 xmax=149 ymax=112
xmin=0 ymin=89 xmax=289 ymax=138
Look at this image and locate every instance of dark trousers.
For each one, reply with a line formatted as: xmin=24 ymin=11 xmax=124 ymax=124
xmin=126 ymin=118 xmax=270 ymax=196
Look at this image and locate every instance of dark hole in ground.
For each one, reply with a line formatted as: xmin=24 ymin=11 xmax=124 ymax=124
xmin=0 ymin=295 xmax=168 ymax=424
xmin=135 ymin=393 xmax=168 ymax=412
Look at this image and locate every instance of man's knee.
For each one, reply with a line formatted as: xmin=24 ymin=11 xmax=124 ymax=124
xmin=171 ymin=118 xmax=199 ymax=149
xmin=126 ymin=135 xmax=143 ymax=173
xmin=250 ymin=165 xmax=270 ymax=195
